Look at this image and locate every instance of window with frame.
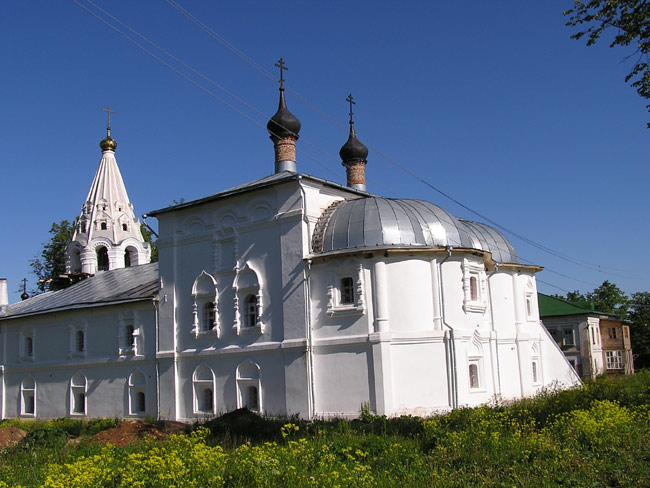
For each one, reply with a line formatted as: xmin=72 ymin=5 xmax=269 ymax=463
xmin=193 ymin=365 xmax=215 ymax=415
xmin=76 ymin=330 xmax=85 ymax=352
xmin=608 ymin=327 xmax=618 ymax=339
xmin=129 ymin=371 xmax=146 ymax=415
xmin=237 ymin=360 xmax=261 ymax=412
xmin=532 ymin=361 xmax=539 ymax=384
xmin=606 ymin=351 xmax=623 ymax=370
xmin=118 ymin=319 xmax=138 ymax=356
xmin=20 ymin=331 xmax=35 ymax=360
xmin=244 ymin=295 xmax=259 ymax=328
xmin=233 ymin=264 xmax=264 ymax=335
xmin=96 ymin=246 xmax=109 ymax=271
xmin=326 ymin=265 xmax=365 ymax=317
xmin=462 ymin=259 xmax=486 ymax=313
xmin=202 ymin=302 xmax=216 ymax=332
xmin=21 ymin=377 xmax=36 ymax=416
xmin=70 ymin=373 xmax=87 ymax=415
xmin=340 ymin=277 xmax=355 ymax=304
xmin=192 ymin=271 xmax=219 ymax=337
xmin=563 ymin=328 xmax=575 ymax=346
xmin=469 ymin=363 xmax=480 ymax=389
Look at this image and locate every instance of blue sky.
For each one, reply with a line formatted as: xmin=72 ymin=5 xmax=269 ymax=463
xmin=1 ymin=1 xmax=648 ymax=303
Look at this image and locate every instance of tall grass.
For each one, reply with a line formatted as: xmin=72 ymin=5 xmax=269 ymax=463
xmin=1 ymin=371 xmax=649 ymax=487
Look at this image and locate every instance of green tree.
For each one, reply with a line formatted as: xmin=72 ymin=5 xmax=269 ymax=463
xmin=29 ymin=220 xmax=74 ymax=294
xmin=628 ymin=291 xmax=650 ymax=368
xmin=585 ymin=280 xmax=629 ymax=319
xmin=140 ymin=223 xmax=158 ymax=263
xmin=565 ymin=1 xmax=650 ymax=127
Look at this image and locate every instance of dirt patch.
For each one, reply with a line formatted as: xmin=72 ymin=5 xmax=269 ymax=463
xmin=91 ymin=420 xmax=187 ymax=448
xmin=0 ymin=427 xmax=27 ymax=448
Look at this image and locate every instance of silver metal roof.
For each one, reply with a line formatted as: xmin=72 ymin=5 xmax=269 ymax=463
xmin=313 ymin=197 xmax=519 ymax=264
xmin=1 ymin=263 xmax=158 ymax=320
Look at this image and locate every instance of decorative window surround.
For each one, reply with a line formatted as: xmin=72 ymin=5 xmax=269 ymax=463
xmin=233 ymin=263 xmax=264 ymax=335
xmin=236 ymin=360 xmax=261 ymax=413
xmin=326 ymin=264 xmax=365 ymax=317
xmin=19 ymin=330 xmax=35 ymax=362
xmin=70 ymin=372 xmax=87 ymax=416
xmin=117 ymin=313 xmax=140 ymax=357
xmin=191 ymin=271 xmax=219 ymax=338
xmin=128 ymin=370 xmax=147 ymax=415
xmin=462 ymin=259 xmax=487 ymax=314
xmin=468 ymin=332 xmax=486 ymax=392
xmin=68 ymin=324 xmax=87 ymax=359
xmin=606 ymin=350 xmax=623 ymax=370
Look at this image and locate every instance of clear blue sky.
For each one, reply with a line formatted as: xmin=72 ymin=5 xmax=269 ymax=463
xmin=1 ymin=1 xmax=648 ymax=303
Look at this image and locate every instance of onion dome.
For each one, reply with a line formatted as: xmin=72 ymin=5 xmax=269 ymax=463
xmin=267 ymin=89 xmax=301 ymax=141
xmin=339 ymin=125 xmax=368 ymax=163
xmin=99 ymin=129 xmax=117 ymax=152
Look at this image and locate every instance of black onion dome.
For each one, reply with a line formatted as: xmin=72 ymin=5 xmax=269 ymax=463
xmin=339 ymin=127 xmax=368 ymax=163
xmin=267 ymin=90 xmax=301 ymax=141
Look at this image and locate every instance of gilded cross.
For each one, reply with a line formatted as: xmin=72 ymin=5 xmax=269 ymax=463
xmin=102 ymin=106 xmax=116 ymax=128
xmin=275 ymin=58 xmax=288 ymax=89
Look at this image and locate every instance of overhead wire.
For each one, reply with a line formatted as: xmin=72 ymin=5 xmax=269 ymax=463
xmin=75 ymin=0 xmax=631 ymax=292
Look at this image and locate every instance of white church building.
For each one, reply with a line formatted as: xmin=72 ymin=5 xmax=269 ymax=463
xmin=0 ymin=81 xmax=580 ymax=421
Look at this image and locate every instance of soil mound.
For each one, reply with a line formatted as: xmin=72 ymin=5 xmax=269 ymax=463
xmin=91 ymin=420 xmax=186 ymax=448
xmin=0 ymin=427 xmax=27 ymax=448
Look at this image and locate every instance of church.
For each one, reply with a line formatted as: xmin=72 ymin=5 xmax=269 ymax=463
xmin=0 ymin=75 xmax=581 ymax=421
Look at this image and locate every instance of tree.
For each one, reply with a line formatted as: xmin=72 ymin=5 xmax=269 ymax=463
xmin=628 ymin=291 xmax=650 ymax=368
xmin=585 ymin=280 xmax=629 ymax=319
xmin=140 ymin=224 xmax=158 ymax=263
xmin=29 ymin=220 xmax=74 ymax=294
xmin=565 ymin=1 xmax=650 ymax=127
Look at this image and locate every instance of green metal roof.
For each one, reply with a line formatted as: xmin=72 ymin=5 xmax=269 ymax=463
xmin=538 ymin=293 xmax=608 ymax=317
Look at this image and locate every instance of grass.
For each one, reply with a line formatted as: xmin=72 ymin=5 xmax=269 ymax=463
xmin=1 ymin=371 xmax=649 ymax=487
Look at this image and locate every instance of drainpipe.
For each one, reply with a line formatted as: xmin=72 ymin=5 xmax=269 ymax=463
xmin=438 ymin=247 xmax=458 ymax=409
xmin=153 ymin=296 xmax=161 ymax=420
xmin=486 ymin=264 xmax=502 ymax=397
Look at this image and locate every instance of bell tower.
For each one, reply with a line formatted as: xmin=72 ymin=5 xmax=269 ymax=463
xmin=65 ymin=107 xmax=150 ymax=275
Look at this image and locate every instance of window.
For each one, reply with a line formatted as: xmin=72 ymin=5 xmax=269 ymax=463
xmin=237 ymin=360 xmax=261 ymax=412
xmin=118 ymin=319 xmax=138 ymax=356
xmin=70 ymin=373 xmax=87 ymax=415
xmin=26 ymin=336 xmax=33 ymax=356
xmin=608 ymin=327 xmax=618 ymax=340
xmin=100 ymin=222 xmax=107 ymax=230
xmin=76 ymin=330 xmax=85 ymax=352
xmin=244 ymin=295 xmax=258 ymax=328
xmin=122 ymin=223 xmax=128 ymax=231
xmin=532 ymin=361 xmax=538 ymax=384
xmin=591 ymin=327 xmax=596 ymax=345
xmin=193 ymin=365 xmax=215 ymax=415
xmin=21 ymin=378 xmax=36 ymax=416
xmin=129 ymin=371 xmax=146 ymax=415
xmin=202 ymin=302 xmax=216 ymax=332
xmin=563 ymin=328 xmax=575 ymax=346
xmin=340 ymin=277 xmax=354 ymax=304
xmin=96 ymin=246 xmax=109 ymax=271
xmin=469 ymin=276 xmax=478 ymax=301
xmin=469 ymin=363 xmax=480 ymax=389
xmin=606 ymin=351 xmax=623 ymax=370
xmin=20 ymin=331 xmax=35 ymax=360
xmin=624 ymin=327 xmax=629 ymax=339
xmin=126 ymin=325 xmax=135 ymax=348
xmin=80 ymin=221 xmax=87 ymax=233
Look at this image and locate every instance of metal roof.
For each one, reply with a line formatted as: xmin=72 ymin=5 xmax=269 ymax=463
xmin=1 ymin=263 xmax=158 ymax=320
xmin=313 ymin=197 xmax=519 ymax=264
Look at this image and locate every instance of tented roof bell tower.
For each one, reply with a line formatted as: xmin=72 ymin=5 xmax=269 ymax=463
xmin=65 ymin=107 xmax=150 ymax=275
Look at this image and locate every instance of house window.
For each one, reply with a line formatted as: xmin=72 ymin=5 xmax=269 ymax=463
xmin=122 ymin=223 xmax=128 ymax=231
xmin=532 ymin=361 xmax=539 ymax=384
xmin=237 ymin=360 xmax=261 ymax=412
xmin=21 ymin=378 xmax=36 ymax=416
xmin=563 ymin=328 xmax=575 ymax=346
xmin=26 ymin=336 xmax=33 ymax=356
xmin=100 ymin=222 xmax=107 ymax=230
xmin=606 ymin=351 xmax=623 ymax=370
xmin=126 ymin=325 xmax=135 ymax=348
xmin=591 ymin=327 xmax=596 ymax=345
xmin=624 ymin=327 xmax=629 ymax=339
xmin=340 ymin=277 xmax=354 ymax=304
xmin=97 ymin=246 xmax=109 ymax=271
xmin=244 ymin=295 xmax=258 ymax=328
xmin=469 ymin=276 xmax=478 ymax=301
xmin=462 ymin=259 xmax=486 ymax=313
xmin=80 ymin=221 xmax=87 ymax=233
xmin=469 ymin=363 xmax=480 ymax=389
xmin=193 ymin=365 xmax=215 ymax=415
xmin=70 ymin=373 xmax=87 ymax=415
xmin=608 ymin=327 xmax=618 ymax=339
xmin=129 ymin=371 xmax=146 ymax=415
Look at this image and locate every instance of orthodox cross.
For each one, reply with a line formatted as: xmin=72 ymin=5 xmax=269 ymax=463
xmin=102 ymin=106 xmax=116 ymax=129
xmin=22 ymin=278 xmax=27 ymax=293
xmin=275 ymin=58 xmax=287 ymax=89
xmin=346 ymin=94 xmax=355 ymax=124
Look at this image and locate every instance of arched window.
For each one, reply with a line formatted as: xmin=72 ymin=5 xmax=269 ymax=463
xmin=129 ymin=371 xmax=146 ymax=415
xmin=124 ymin=250 xmax=131 ymax=268
xmin=76 ymin=330 xmax=84 ymax=352
xmin=97 ymin=246 xmax=109 ymax=271
xmin=70 ymin=373 xmax=87 ymax=415
xmin=340 ymin=277 xmax=354 ymax=304
xmin=21 ymin=377 xmax=36 ymax=416
xmin=69 ymin=248 xmax=82 ymax=273
xmin=236 ymin=360 xmax=261 ymax=412
xmin=193 ymin=365 xmax=215 ymax=414
xmin=245 ymin=295 xmax=258 ymax=328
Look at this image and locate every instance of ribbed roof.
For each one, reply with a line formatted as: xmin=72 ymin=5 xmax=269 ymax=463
xmin=1 ymin=263 xmax=158 ymax=320
xmin=538 ymin=293 xmax=608 ymax=317
xmin=313 ymin=197 xmax=519 ymax=264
